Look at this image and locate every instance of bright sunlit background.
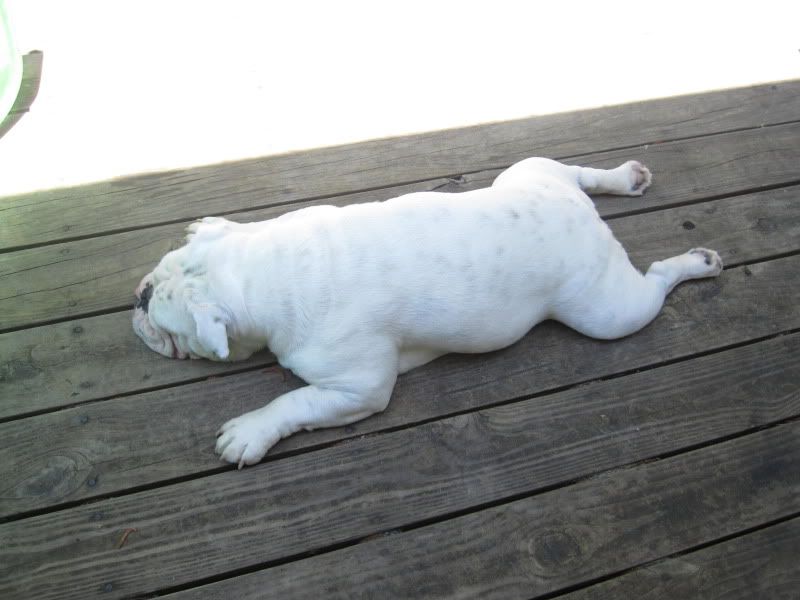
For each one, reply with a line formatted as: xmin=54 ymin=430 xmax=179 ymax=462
xmin=1 ymin=0 xmax=798 ymax=196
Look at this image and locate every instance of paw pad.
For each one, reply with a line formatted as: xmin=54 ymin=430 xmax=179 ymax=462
xmin=628 ymin=161 xmax=652 ymax=193
xmin=689 ymin=248 xmax=723 ymax=275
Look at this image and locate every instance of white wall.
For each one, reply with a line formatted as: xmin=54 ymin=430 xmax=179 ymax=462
xmin=1 ymin=0 xmax=797 ymax=195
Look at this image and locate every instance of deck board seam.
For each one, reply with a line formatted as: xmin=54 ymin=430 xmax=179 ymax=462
xmin=531 ymin=512 xmax=800 ymax=600
xmin=2 ymin=326 xmax=798 ymax=524
xmin=3 ymin=241 xmax=799 ymax=336
xmin=2 ymin=82 xmax=797 ymax=599
xmin=2 ymin=119 xmax=798 ymax=255
xmin=125 ymin=421 xmax=800 ymax=599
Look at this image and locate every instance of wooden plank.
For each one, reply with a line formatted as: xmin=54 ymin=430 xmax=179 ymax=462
xmin=0 ymin=181 xmax=438 ymax=331
xmin=2 ymin=301 xmax=799 ymax=597
xmin=1 ymin=308 xmax=798 ymax=521
xmin=0 ymin=311 xmax=272 ymax=421
xmin=2 ymin=391 xmax=797 ymax=600
xmin=2 ymin=122 xmax=799 ymax=331
xmin=2 ymin=184 xmax=798 ymax=418
xmin=162 ymin=423 xmax=800 ymax=600
xmin=610 ymin=185 xmax=800 ymax=270
xmin=1 ymin=80 xmax=798 ymax=249
xmin=561 ymin=518 xmax=800 ymax=600
xmin=0 ymin=51 xmax=43 ymax=140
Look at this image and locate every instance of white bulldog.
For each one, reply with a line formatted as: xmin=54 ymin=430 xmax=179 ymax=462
xmin=133 ymin=157 xmax=722 ymax=468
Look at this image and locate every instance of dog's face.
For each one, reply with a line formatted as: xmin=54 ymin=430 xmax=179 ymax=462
xmin=132 ymin=247 xmax=231 ymax=361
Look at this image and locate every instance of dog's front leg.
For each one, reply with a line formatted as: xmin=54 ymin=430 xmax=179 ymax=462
xmin=215 ymin=378 xmax=396 ymax=469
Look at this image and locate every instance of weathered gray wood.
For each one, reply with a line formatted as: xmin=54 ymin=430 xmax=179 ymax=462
xmin=609 ymin=185 xmax=800 ymax=270
xmin=0 ymin=311 xmax=272 ymax=421
xmin=1 ymin=295 xmax=798 ymax=521
xmin=2 ymin=188 xmax=798 ymax=418
xmin=1 ymin=80 xmax=798 ymax=249
xmin=1 ymin=257 xmax=799 ymax=517
xmin=2 ymin=394 xmax=797 ymax=600
xmin=162 ymin=424 xmax=800 ymax=600
xmin=0 ymin=51 xmax=43 ymax=140
xmin=0 ymin=182 xmax=437 ymax=331
xmin=2 ymin=122 xmax=799 ymax=331
xmin=561 ymin=518 xmax=800 ymax=600
xmin=1 ymin=81 xmax=796 ymax=600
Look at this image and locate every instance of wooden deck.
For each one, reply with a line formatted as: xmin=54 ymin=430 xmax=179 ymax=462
xmin=1 ymin=81 xmax=799 ymax=599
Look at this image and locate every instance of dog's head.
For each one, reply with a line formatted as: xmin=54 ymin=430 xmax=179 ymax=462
xmin=132 ymin=246 xmax=232 ymax=361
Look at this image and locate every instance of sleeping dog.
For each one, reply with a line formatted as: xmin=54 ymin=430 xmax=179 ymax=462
xmin=133 ymin=157 xmax=722 ymax=468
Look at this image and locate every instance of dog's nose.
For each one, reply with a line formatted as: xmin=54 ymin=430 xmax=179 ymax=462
xmin=135 ymin=282 xmax=154 ymax=313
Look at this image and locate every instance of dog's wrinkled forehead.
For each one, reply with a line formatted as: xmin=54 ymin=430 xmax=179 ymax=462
xmin=135 ymin=247 xmax=197 ymax=319
xmin=141 ymin=247 xmax=193 ymax=289
xmin=152 ymin=279 xmax=195 ymax=328
xmin=153 ymin=247 xmax=187 ymax=281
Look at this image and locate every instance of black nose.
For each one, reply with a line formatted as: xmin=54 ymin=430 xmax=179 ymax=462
xmin=135 ymin=282 xmax=154 ymax=313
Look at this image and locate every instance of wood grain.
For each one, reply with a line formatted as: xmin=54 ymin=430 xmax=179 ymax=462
xmin=0 ymin=182 xmax=439 ymax=331
xmin=2 ymin=407 xmax=797 ymax=600
xmin=2 ymin=122 xmax=799 ymax=331
xmin=2 ymin=188 xmax=797 ymax=418
xmin=2 ymin=80 xmax=798 ymax=249
xmin=2 ymin=81 xmax=798 ymax=600
xmin=0 ymin=313 xmax=274 ymax=421
xmin=562 ymin=518 xmax=800 ymax=600
xmin=162 ymin=423 xmax=800 ymax=600
xmin=0 ymin=258 xmax=800 ymax=518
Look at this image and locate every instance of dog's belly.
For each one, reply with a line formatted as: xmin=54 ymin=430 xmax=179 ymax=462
xmin=244 ymin=185 xmax=614 ymax=356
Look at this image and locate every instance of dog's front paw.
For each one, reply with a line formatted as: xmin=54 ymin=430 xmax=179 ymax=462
xmin=621 ymin=160 xmax=652 ymax=195
xmin=215 ymin=409 xmax=280 ymax=469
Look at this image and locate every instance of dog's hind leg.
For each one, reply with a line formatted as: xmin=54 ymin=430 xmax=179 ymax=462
xmin=552 ymin=247 xmax=723 ymax=340
xmin=494 ymin=157 xmax=652 ymax=197
xmin=568 ymin=160 xmax=652 ymax=196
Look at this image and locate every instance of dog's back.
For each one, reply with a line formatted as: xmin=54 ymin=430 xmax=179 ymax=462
xmin=237 ymin=185 xmax=612 ymax=356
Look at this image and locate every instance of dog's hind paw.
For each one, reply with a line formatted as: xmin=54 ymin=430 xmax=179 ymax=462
xmin=622 ymin=160 xmax=652 ymax=195
xmin=688 ymin=248 xmax=724 ymax=277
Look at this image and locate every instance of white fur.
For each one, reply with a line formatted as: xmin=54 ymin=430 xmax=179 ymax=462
xmin=132 ymin=158 xmax=722 ymax=468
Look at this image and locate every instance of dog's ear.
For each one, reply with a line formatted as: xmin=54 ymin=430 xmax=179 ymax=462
xmin=187 ymin=300 xmax=230 ymax=360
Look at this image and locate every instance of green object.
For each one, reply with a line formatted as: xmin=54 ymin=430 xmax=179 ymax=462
xmin=0 ymin=0 xmax=22 ymax=122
